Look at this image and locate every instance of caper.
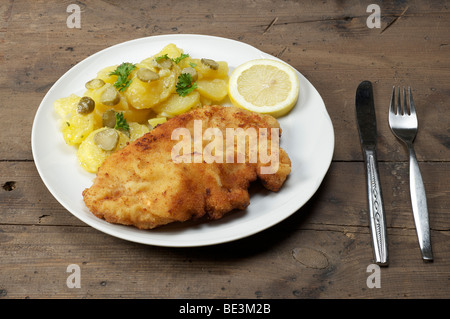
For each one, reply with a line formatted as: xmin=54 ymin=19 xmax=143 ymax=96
xmin=137 ymin=68 xmax=160 ymax=82
xmin=153 ymin=57 xmax=173 ymax=69
xmin=102 ymin=109 xmax=116 ymax=128
xmin=160 ymin=58 xmax=174 ymax=69
xmin=181 ymin=67 xmax=198 ymax=81
xmin=94 ymin=128 xmax=119 ymax=151
xmin=76 ymin=96 xmax=95 ymax=114
xmin=100 ymin=86 xmax=120 ymax=106
xmin=201 ymin=58 xmax=219 ymax=70
xmin=85 ymin=78 xmax=105 ymax=90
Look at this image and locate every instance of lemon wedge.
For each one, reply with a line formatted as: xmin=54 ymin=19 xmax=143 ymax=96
xmin=228 ymin=59 xmax=299 ymax=118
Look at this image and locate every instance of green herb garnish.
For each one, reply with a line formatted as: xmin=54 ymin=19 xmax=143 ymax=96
xmin=109 ymin=62 xmax=136 ymax=92
xmin=155 ymin=53 xmax=190 ymax=64
xmin=114 ymin=112 xmax=129 ymax=132
xmin=176 ymin=73 xmax=197 ymax=97
xmin=173 ymin=53 xmax=190 ymax=64
xmin=155 ymin=54 xmax=170 ymax=62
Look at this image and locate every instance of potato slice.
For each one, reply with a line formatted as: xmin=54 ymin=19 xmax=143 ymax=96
xmin=61 ymin=113 xmax=97 ymax=146
xmin=196 ymin=78 xmax=228 ymax=102
xmin=54 ymin=94 xmax=97 ymax=146
xmin=148 ymin=117 xmax=167 ymax=129
xmin=54 ymin=94 xmax=80 ymax=118
xmin=199 ymin=95 xmax=213 ymax=106
xmin=140 ymin=43 xmax=184 ymax=67
xmin=77 ymin=127 xmax=129 ymax=173
xmin=153 ymin=91 xmax=201 ymax=117
xmin=124 ymin=66 xmax=180 ymax=109
xmin=129 ymin=122 xmax=150 ymax=141
xmin=84 ymin=83 xmax=129 ymax=114
xmin=120 ymin=107 xmax=155 ymax=124
xmin=139 ymin=46 xmax=180 ymax=71
xmin=96 ymin=65 xmax=118 ymax=85
xmin=183 ymin=58 xmax=228 ymax=80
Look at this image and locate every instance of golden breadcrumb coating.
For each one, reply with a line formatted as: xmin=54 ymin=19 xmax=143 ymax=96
xmin=82 ymin=105 xmax=291 ymax=229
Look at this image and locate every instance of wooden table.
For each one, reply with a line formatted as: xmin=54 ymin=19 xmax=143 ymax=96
xmin=1 ymin=0 xmax=448 ymax=300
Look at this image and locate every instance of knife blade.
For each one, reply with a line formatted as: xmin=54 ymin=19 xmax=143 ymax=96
xmin=356 ymin=81 xmax=389 ymax=266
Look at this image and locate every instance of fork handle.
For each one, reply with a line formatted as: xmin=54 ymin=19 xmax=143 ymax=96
xmin=407 ymin=144 xmax=434 ymax=261
xmin=363 ymin=149 xmax=389 ymax=266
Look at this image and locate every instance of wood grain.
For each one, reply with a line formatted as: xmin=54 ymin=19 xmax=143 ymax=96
xmin=0 ymin=0 xmax=449 ymax=299
xmin=1 ymin=161 xmax=448 ymax=298
xmin=0 ymin=225 xmax=448 ymax=298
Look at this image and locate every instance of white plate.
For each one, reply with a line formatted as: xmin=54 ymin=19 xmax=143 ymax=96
xmin=31 ymin=34 xmax=334 ymax=247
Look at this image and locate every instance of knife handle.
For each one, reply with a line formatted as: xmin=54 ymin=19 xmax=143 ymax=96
xmin=364 ymin=149 xmax=389 ymax=266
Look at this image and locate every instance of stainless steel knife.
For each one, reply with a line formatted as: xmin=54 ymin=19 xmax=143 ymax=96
xmin=355 ymin=81 xmax=389 ymax=266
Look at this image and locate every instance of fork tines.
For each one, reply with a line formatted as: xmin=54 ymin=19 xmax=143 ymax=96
xmin=390 ymin=86 xmax=416 ymax=116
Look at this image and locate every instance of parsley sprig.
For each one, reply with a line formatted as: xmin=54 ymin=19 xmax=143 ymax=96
xmin=155 ymin=53 xmax=190 ymax=64
xmin=155 ymin=54 xmax=170 ymax=62
xmin=109 ymin=62 xmax=136 ymax=92
xmin=176 ymin=73 xmax=197 ymax=97
xmin=173 ymin=53 xmax=190 ymax=64
xmin=114 ymin=112 xmax=129 ymax=132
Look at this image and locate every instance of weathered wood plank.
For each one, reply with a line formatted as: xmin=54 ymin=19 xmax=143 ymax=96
xmin=0 ymin=224 xmax=448 ymax=299
xmin=1 ymin=162 xmax=448 ymax=231
xmin=1 ymin=160 xmax=448 ymax=300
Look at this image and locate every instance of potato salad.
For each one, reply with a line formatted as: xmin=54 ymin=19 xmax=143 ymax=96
xmin=53 ymin=44 xmax=229 ymax=173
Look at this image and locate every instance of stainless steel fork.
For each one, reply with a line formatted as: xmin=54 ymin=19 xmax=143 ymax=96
xmin=389 ymin=87 xmax=433 ymax=261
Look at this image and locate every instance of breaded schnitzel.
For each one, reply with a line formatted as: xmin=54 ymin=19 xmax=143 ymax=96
xmin=82 ymin=105 xmax=291 ymax=229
